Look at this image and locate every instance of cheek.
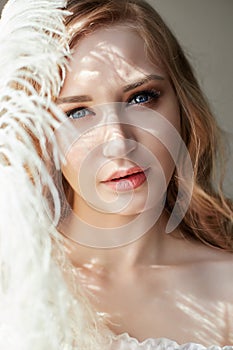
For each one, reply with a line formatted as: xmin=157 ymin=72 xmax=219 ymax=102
xmin=61 ymin=130 xmax=103 ymax=189
xmin=162 ymin=110 xmax=180 ymax=136
xmin=147 ymin=138 xmax=176 ymax=184
xmin=152 ymin=96 xmax=181 ymax=181
xmin=135 ymin=113 xmax=180 ymax=185
xmin=156 ymin=87 xmax=181 ymax=133
xmin=61 ymin=142 xmax=86 ymax=191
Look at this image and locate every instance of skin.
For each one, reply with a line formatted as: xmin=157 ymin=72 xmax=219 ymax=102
xmin=57 ymin=26 xmax=233 ymax=346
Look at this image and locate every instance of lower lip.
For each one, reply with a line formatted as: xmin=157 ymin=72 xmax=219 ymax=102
xmin=102 ymin=171 xmax=147 ymax=192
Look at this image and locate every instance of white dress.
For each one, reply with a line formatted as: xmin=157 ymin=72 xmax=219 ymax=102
xmin=110 ymin=333 xmax=233 ymax=350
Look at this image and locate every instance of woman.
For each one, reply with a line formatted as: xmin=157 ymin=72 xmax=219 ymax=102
xmin=0 ymin=0 xmax=232 ymax=349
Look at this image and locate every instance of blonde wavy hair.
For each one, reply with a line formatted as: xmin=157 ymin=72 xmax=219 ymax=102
xmin=1 ymin=1 xmax=232 ymax=349
xmin=63 ymin=0 xmax=232 ymax=250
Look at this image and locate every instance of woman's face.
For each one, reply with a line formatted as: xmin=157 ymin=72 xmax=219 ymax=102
xmin=57 ymin=25 xmax=181 ymax=217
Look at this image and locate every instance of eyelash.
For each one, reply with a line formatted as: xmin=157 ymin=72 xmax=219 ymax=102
xmin=127 ymin=89 xmax=161 ymax=106
xmin=66 ymin=107 xmax=94 ymax=120
xmin=65 ymin=89 xmax=161 ymax=119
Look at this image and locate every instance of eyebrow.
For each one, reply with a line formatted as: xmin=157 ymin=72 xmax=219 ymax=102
xmin=123 ymin=74 xmax=165 ymax=93
xmin=56 ymin=74 xmax=165 ymax=105
xmin=56 ymin=95 xmax=91 ymax=104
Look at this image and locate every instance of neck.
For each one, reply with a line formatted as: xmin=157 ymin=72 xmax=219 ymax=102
xmin=61 ymin=202 xmax=181 ymax=273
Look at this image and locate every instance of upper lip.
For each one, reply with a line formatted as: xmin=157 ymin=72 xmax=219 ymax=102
xmin=102 ymin=166 xmax=146 ymax=182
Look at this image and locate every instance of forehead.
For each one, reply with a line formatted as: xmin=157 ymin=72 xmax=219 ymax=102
xmin=68 ymin=25 xmax=163 ymax=83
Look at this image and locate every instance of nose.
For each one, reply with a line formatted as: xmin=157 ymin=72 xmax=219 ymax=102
xmin=100 ymin=106 xmax=137 ymax=158
xmin=103 ymin=136 xmax=137 ymax=158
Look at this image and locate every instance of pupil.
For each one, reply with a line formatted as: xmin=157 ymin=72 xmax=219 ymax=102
xmin=137 ymin=95 xmax=147 ymax=103
xmin=76 ymin=110 xmax=85 ymax=118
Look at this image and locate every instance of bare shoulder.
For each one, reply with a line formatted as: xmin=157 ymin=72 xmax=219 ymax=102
xmin=182 ymin=243 xmax=233 ymax=302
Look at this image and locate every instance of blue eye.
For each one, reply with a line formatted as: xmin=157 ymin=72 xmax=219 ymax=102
xmin=128 ymin=89 xmax=160 ymax=106
xmin=66 ymin=107 xmax=94 ymax=119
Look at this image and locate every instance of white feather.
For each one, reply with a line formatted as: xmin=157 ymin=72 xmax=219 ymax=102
xmin=0 ymin=0 xmax=110 ymax=349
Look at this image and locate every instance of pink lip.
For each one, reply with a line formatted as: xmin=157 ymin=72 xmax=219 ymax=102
xmin=101 ymin=167 xmax=147 ymax=191
xmin=103 ymin=166 xmax=146 ymax=182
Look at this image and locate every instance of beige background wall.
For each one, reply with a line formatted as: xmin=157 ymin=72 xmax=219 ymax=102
xmin=149 ymin=0 xmax=233 ymax=197
xmin=1 ymin=0 xmax=232 ymax=196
